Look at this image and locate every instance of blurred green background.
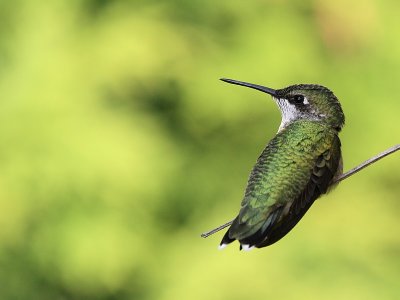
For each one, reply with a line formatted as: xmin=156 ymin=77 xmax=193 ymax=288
xmin=0 ymin=0 xmax=399 ymax=299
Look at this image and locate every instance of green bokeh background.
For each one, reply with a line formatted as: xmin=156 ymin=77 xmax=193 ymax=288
xmin=0 ymin=1 xmax=399 ymax=299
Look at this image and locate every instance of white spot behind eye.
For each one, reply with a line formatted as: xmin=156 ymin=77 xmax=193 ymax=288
xmin=303 ymin=96 xmax=309 ymax=105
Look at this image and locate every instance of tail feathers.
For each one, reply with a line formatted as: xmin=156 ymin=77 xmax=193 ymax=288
xmin=219 ymin=227 xmax=236 ymax=249
xmin=219 ymin=208 xmax=283 ymax=250
xmin=219 ymin=230 xmax=255 ymax=251
xmin=219 ymin=225 xmax=265 ymax=251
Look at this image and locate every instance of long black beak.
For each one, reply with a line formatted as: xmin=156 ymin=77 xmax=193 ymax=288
xmin=220 ymin=78 xmax=277 ymax=97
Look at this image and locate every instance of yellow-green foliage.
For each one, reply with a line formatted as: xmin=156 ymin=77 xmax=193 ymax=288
xmin=0 ymin=1 xmax=399 ymax=299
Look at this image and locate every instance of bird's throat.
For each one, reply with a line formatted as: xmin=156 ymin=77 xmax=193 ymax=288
xmin=274 ymin=98 xmax=300 ymax=132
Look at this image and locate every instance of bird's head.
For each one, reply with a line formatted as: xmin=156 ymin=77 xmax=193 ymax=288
xmin=221 ymin=78 xmax=345 ymax=132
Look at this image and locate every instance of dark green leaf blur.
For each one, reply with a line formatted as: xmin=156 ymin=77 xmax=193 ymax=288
xmin=0 ymin=1 xmax=399 ymax=299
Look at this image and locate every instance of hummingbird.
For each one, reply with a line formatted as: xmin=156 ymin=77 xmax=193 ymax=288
xmin=219 ymin=78 xmax=345 ymax=250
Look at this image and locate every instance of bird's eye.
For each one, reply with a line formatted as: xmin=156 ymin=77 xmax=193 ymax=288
xmin=292 ymin=95 xmax=305 ymax=104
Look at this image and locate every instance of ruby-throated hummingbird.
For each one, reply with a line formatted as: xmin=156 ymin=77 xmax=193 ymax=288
xmin=219 ymin=78 xmax=345 ymax=250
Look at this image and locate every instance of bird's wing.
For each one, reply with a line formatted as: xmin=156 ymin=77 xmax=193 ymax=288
xmin=221 ymin=121 xmax=342 ymax=248
xmin=292 ymin=134 xmax=342 ymax=215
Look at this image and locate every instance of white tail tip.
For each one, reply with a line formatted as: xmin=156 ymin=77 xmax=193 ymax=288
xmin=218 ymin=243 xmax=228 ymax=250
xmin=241 ymin=244 xmax=255 ymax=251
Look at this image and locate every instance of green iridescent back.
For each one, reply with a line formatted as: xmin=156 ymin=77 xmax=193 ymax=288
xmin=224 ymin=119 xmax=342 ymax=247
